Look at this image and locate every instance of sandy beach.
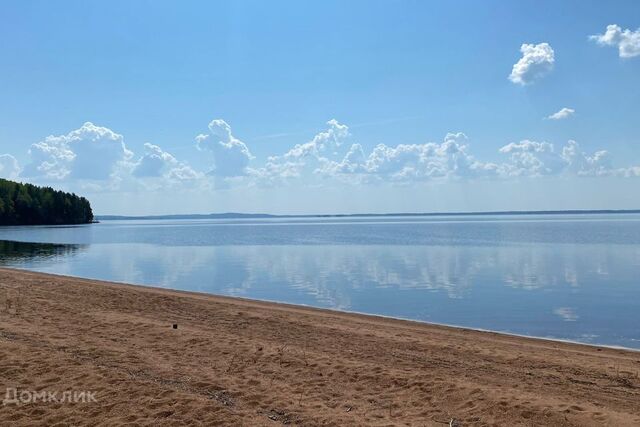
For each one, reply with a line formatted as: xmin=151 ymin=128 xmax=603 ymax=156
xmin=0 ymin=268 xmax=639 ymax=426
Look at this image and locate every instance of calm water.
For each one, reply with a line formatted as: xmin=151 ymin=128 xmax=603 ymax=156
xmin=1 ymin=214 xmax=639 ymax=349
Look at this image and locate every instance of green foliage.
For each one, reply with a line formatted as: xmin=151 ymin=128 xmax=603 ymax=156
xmin=0 ymin=179 xmax=93 ymax=226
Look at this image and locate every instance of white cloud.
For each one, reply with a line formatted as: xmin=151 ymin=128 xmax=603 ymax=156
xmin=255 ymin=125 xmax=500 ymax=185
xmin=284 ymin=119 xmax=349 ymax=160
xmin=499 ymin=140 xmax=564 ymax=176
xmin=316 ymin=132 xmax=499 ymax=183
xmin=7 ymin=119 xmax=640 ymax=192
xmin=0 ymin=154 xmax=21 ymax=180
xmin=133 ymin=143 xmax=198 ymax=181
xmin=561 ymin=140 xmax=612 ymax=177
xmin=498 ymin=139 xmax=613 ymax=177
xmin=250 ymin=120 xmax=638 ymax=186
xmin=621 ymin=166 xmax=640 ymax=177
xmin=133 ymin=143 xmax=177 ymax=177
xmin=250 ymin=119 xmax=351 ymax=185
xmin=509 ymin=43 xmax=555 ymax=85
xmin=22 ymin=122 xmax=133 ymax=181
xmin=23 ymin=139 xmax=75 ymax=180
xmin=321 ymin=143 xmax=367 ymax=176
xmin=167 ymin=164 xmax=200 ymax=181
xmin=363 ymin=132 xmax=497 ymax=180
xmin=546 ymin=107 xmax=575 ymax=120
xmin=196 ymin=119 xmax=253 ymax=178
xmin=590 ymin=24 xmax=640 ymax=58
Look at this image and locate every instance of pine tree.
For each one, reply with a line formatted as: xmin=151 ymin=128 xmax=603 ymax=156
xmin=0 ymin=179 xmax=93 ymax=226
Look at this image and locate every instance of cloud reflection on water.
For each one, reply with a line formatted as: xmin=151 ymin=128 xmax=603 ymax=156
xmin=2 ymin=238 xmax=639 ymax=348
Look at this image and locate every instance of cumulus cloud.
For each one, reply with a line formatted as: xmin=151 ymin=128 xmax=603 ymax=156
xmin=590 ymin=24 xmax=640 ymax=58
xmin=133 ymin=143 xmax=176 ymax=177
xmin=498 ymin=139 xmax=612 ymax=177
xmin=621 ymin=166 xmax=640 ymax=177
xmin=250 ymin=119 xmax=351 ymax=185
xmin=321 ymin=143 xmax=367 ymax=176
xmin=358 ymin=132 xmax=498 ymax=181
xmin=498 ymin=140 xmax=565 ymax=176
xmin=6 ymin=118 xmax=640 ymax=191
xmin=0 ymin=154 xmax=21 ymax=180
xmin=167 ymin=164 xmax=200 ymax=181
xmin=133 ymin=143 xmax=198 ymax=181
xmin=22 ymin=122 xmax=133 ymax=180
xmin=546 ymin=107 xmax=575 ymax=120
xmin=283 ymin=119 xmax=350 ymax=160
xmin=23 ymin=139 xmax=75 ymax=180
xmin=249 ymin=120 xmax=638 ymax=185
xmin=561 ymin=140 xmax=612 ymax=176
xmin=328 ymin=132 xmax=497 ymax=181
xmin=509 ymin=43 xmax=555 ymax=85
xmin=261 ymin=129 xmax=498 ymax=184
xmin=196 ymin=119 xmax=253 ymax=178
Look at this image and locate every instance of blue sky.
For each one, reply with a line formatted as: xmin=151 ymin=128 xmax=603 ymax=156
xmin=1 ymin=0 xmax=639 ymax=215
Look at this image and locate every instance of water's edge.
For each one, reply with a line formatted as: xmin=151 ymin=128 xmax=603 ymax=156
xmin=4 ymin=266 xmax=638 ymax=353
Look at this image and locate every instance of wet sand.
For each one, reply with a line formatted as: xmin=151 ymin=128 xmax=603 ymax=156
xmin=1 ymin=268 xmax=639 ymax=426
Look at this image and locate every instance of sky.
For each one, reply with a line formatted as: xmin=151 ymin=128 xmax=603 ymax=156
xmin=1 ymin=0 xmax=639 ymax=215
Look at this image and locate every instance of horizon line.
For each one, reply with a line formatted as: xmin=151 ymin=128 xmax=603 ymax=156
xmin=95 ymin=209 xmax=640 ymax=220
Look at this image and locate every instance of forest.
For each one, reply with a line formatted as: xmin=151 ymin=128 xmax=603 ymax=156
xmin=0 ymin=179 xmax=93 ymax=225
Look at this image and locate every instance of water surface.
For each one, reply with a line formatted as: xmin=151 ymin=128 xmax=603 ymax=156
xmin=1 ymin=214 xmax=639 ymax=349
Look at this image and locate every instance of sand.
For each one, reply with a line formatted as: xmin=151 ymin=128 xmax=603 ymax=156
xmin=0 ymin=268 xmax=639 ymax=426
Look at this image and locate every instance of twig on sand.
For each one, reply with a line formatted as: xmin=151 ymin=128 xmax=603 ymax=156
xmin=434 ymin=418 xmax=460 ymax=426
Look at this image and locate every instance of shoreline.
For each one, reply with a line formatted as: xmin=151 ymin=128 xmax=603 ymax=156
xmin=95 ymin=209 xmax=640 ymax=221
xmin=1 ymin=267 xmax=639 ymax=425
xmin=5 ymin=267 xmax=639 ymax=353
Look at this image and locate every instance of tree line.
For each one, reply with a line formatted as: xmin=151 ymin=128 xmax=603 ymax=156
xmin=0 ymin=179 xmax=94 ymax=225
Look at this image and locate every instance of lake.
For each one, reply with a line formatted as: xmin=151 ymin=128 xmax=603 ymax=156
xmin=1 ymin=214 xmax=639 ymax=349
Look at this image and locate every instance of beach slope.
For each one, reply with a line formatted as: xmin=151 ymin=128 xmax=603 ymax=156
xmin=0 ymin=268 xmax=639 ymax=426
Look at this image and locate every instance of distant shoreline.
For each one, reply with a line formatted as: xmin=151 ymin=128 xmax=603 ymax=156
xmin=95 ymin=209 xmax=640 ymax=221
